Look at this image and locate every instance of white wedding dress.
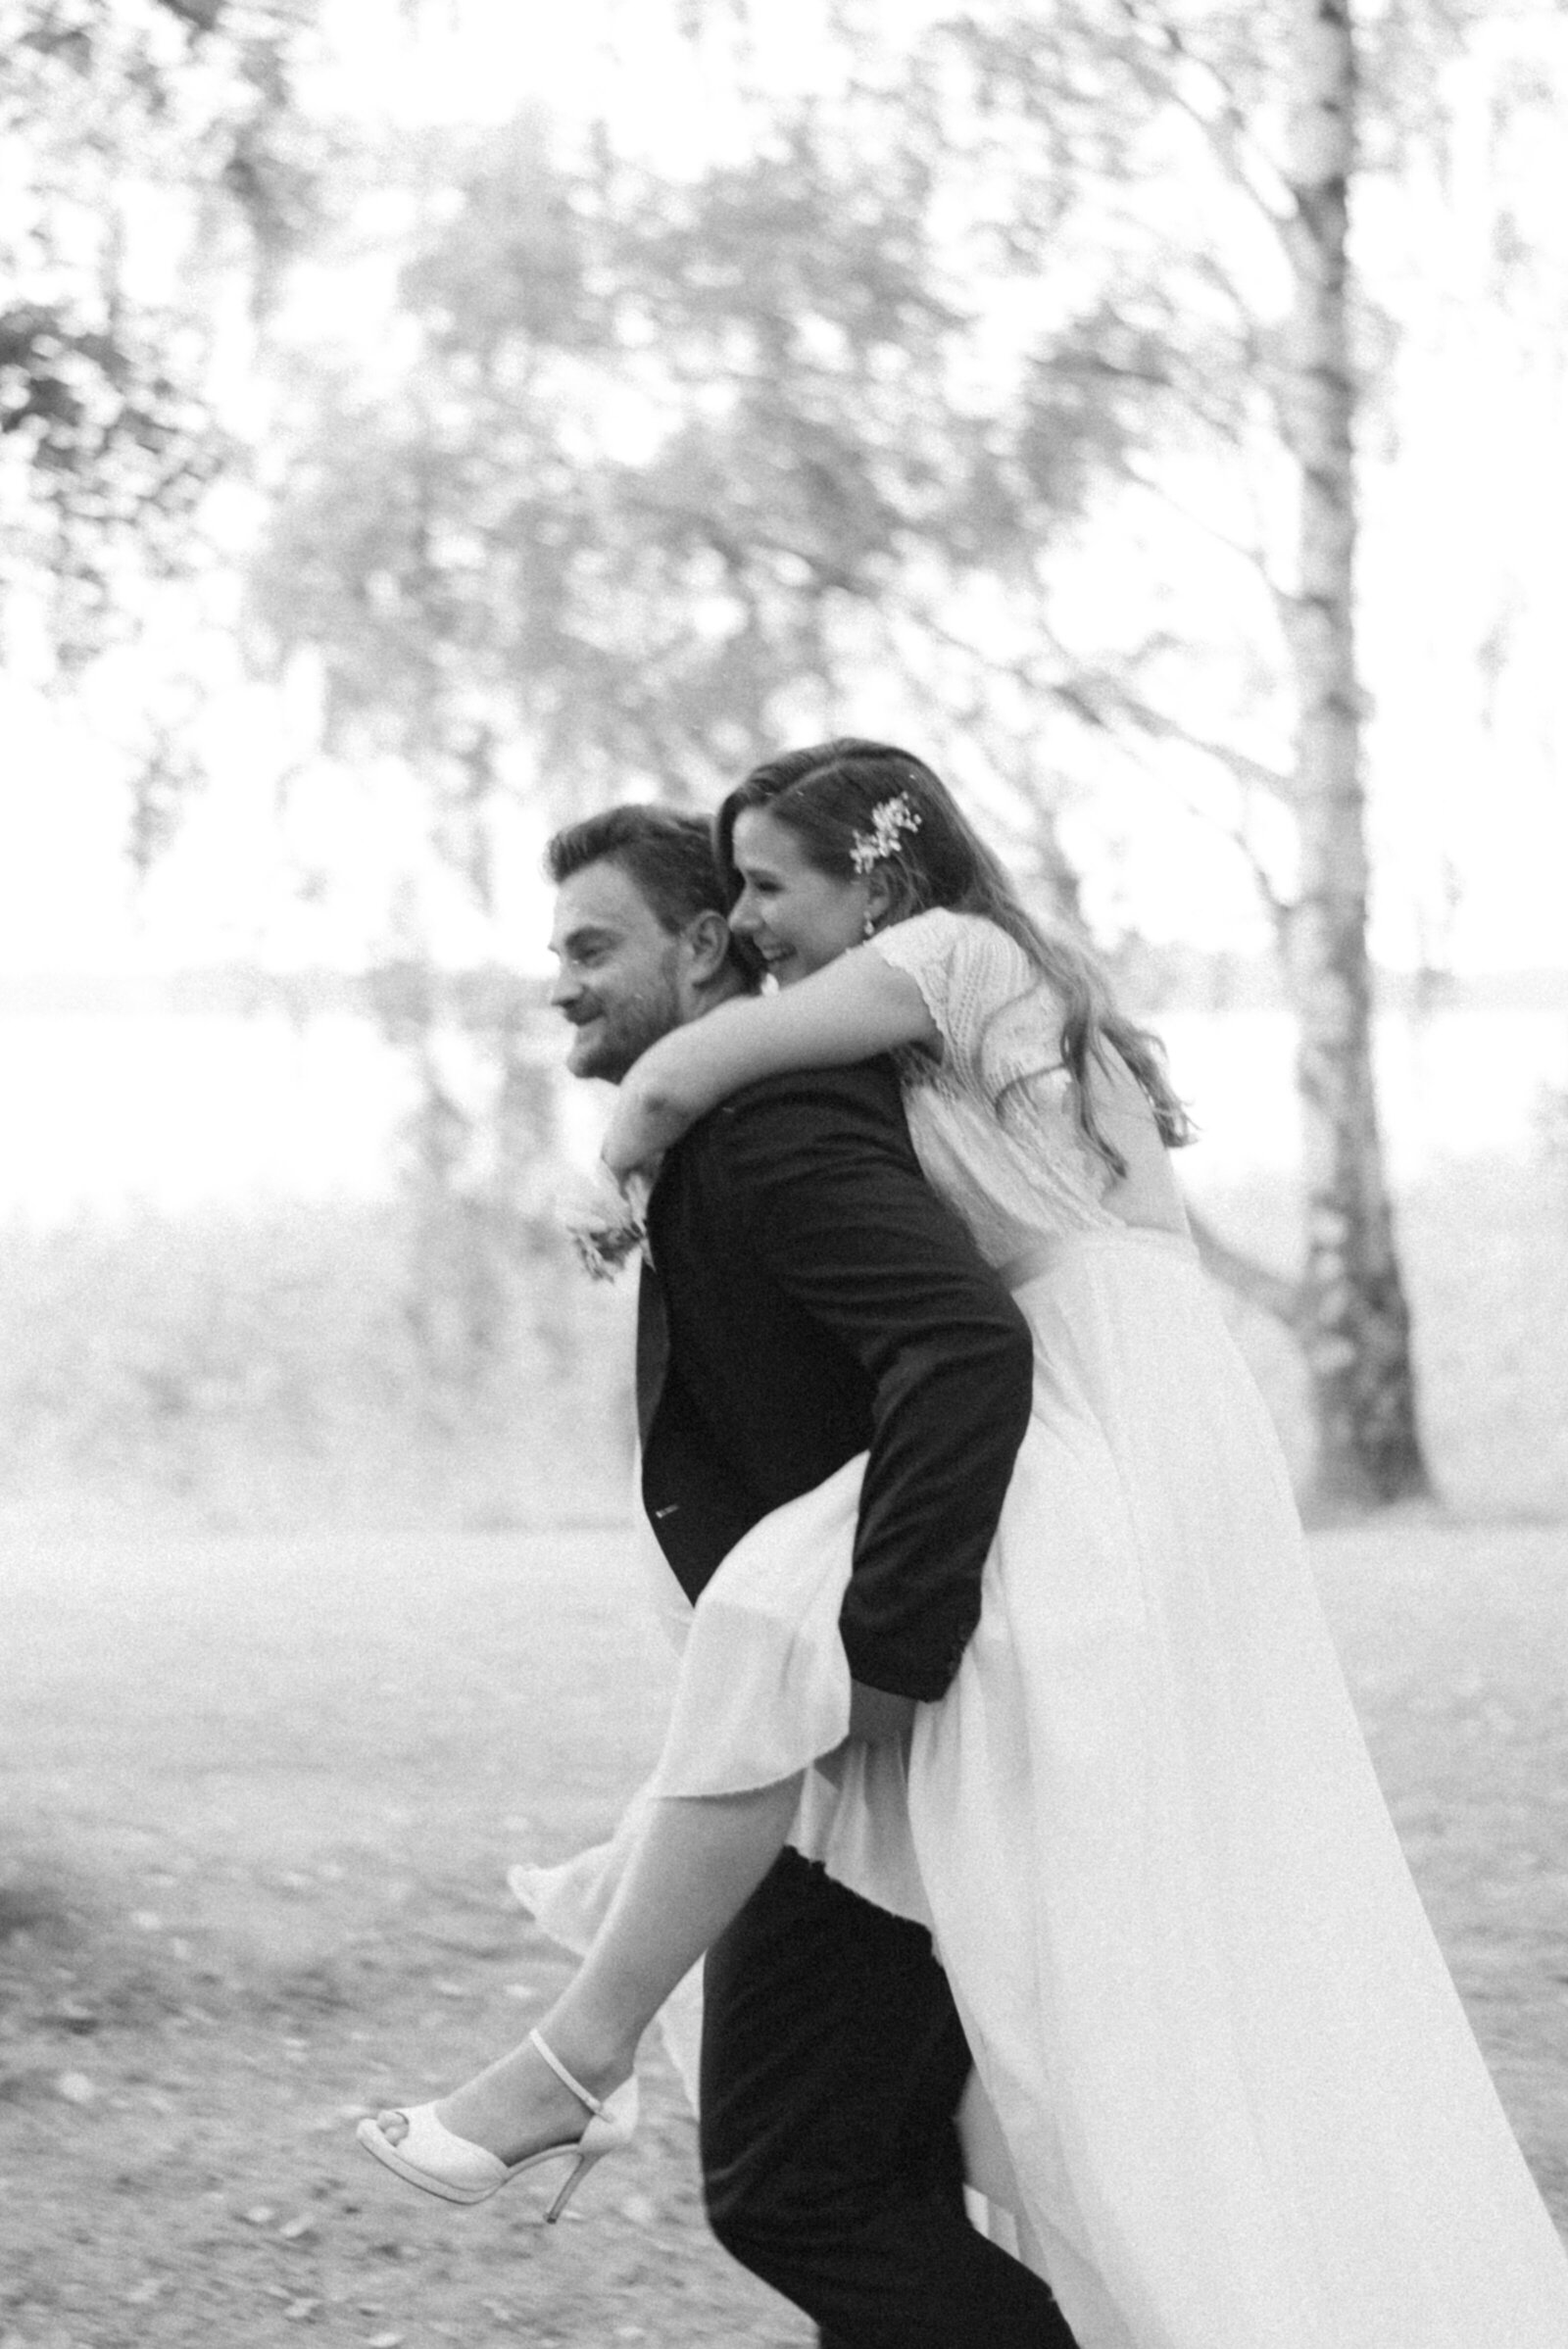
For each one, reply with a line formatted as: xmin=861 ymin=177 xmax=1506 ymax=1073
xmin=516 ymin=908 xmax=1568 ymax=2349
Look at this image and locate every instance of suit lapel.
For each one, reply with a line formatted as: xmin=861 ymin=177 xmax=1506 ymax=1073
xmin=635 ymin=1259 xmax=669 ymax=1446
xmin=634 ymin=1149 xmax=680 ymax=1446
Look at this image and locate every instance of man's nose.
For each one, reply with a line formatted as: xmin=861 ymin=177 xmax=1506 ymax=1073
xmin=548 ymin=964 xmax=581 ymax=1007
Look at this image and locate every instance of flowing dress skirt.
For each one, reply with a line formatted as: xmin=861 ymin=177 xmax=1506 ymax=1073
xmin=517 ymin=1230 xmax=1568 ymax=2349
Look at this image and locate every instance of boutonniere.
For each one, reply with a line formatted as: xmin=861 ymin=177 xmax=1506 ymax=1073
xmin=561 ymin=1169 xmax=654 ymax=1282
xmin=567 ymin=1209 xmax=647 ymax=1282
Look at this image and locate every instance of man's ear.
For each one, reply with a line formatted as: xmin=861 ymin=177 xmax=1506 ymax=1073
xmin=683 ymin=908 xmax=733 ymax=986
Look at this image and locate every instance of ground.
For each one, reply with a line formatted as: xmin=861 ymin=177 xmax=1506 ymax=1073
xmin=2 ymin=1508 xmax=1566 ymax=2346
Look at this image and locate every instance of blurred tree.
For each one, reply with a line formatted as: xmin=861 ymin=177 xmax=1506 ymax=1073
xmin=253 ymin=0 xmax=1558 ymax=1508
xmin=1278 ymin=0 xmax=1427 ymax=1503
xmin=250 ymin=100 xmax=1147 ymax=915
xmin=250 ymin=92 xmax=1130 ymax=1419
xmin=0 ymin=0 xmax=320 ymax=675
xmin=923 ymin=0 xmax=1450 ymax=1507
xmin=366 ymin=952 xmax=582 ymax=1431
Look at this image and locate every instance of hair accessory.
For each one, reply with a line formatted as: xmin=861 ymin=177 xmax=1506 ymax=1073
xmin=850 ymin=791 xmax=922 ymax=875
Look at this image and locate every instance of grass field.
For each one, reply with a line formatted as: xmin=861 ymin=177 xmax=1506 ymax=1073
xmin=1 ymin=1153 xmax=1563 ymax=1532
xmin=1 ymin=1151 xmax=1564 ymax=2339
xmin=3 ymin=1511 xmax=1566 ymax=2347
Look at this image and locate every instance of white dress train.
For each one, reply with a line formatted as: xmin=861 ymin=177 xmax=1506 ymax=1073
xmin=515 ymin=909 xmax=1568 ymax=2349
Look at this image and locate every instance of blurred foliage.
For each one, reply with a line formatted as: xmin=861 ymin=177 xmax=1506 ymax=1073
xmin=364 ymin=961 xmax=576 ymax=1408
xmin=4 ymin=3 xmax=1562 ymax=1520
xmin=0 ymin=1150 xmax=1561 ymax=1528
xmin=248 ymin=87 xmax=1199 ymax=876
xmin=1190 ymin=1151 xmax=1568 ymax=1524
xmin=0 ymin=0 xmax=322 ymax=672
xmin=238 ymin=2 xmax=1568 ymax=1517
xmin=246 ymin=2 xmax=1564 ymax=898
xmin=0 ymin=1194 xmax=635 ymax=1527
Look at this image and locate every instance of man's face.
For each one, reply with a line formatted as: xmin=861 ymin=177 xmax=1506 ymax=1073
xmin=548 ymin=858 xmax=689 ymax=1082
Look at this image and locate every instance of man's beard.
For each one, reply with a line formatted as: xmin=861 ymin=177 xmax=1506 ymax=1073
xmin=570 ymin=977 xmax=682 ymax=1084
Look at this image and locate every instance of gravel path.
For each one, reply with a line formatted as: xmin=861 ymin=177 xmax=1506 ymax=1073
xmin=3 ymin=1510 xmax=1564 ymax=2345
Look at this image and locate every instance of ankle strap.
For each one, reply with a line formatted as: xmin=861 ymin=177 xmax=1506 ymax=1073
xmin=528 ymin=2028 xmax=608 ymax=2118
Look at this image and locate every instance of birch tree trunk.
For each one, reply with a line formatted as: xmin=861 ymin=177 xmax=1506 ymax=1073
xmin=1281 ymin=0 xmax=1432 ymax=1509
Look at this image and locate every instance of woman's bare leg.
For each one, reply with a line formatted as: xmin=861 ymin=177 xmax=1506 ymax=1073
xmin=377 ymin=1774 xmax=803 ymax=2162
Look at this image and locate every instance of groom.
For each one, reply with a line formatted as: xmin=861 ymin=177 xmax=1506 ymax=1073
xmin=546 ymin=805 xmax=1072 ymax=2348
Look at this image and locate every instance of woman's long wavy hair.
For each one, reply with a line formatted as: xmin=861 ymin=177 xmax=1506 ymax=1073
xmin=715 ymin=738 xmax=1193 ymax=1178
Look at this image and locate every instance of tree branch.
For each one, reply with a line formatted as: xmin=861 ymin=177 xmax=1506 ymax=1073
xmin=1113 ymin=0 xmax=1293 ymax=234
xmin=1114 ymin=456 xmax=1289 ymax=597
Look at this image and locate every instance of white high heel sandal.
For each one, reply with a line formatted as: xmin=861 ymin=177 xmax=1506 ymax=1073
xmin=356 ymin=2029 xmax=639 ymax=2217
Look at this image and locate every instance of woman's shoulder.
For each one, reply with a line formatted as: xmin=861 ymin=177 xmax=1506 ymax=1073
xmin=875 ymin=905 xmax=1027 ymax=972
xmin=887 ymin=905 xmax=991 ymax=943
xmin=869 ymin=910 xmax=1051 ymax=1070
xmin=874 ymin=907 xmax=1038 ymax=1000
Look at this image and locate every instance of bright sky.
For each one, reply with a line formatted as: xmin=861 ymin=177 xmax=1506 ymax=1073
xmin=3 ymin=0 xmax=1565 ymax=980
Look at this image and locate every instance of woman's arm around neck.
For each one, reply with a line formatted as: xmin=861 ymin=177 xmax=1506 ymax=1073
xmin=603 ymin=945 xmax=938 ymax=1184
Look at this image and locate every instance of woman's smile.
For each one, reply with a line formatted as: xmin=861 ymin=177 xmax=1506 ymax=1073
xmin=727 ymin=808 xmax=870 ymax=984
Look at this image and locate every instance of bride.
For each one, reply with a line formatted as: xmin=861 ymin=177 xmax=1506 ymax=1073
xmin=361 ymin=739 xmax=1568 ymax=2346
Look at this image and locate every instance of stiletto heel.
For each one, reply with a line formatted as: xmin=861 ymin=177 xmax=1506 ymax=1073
xmin=356 ymin=2028 xmax=638 ymax=2214
xmin=527 ymin=2030 xmax=637 ymax=2223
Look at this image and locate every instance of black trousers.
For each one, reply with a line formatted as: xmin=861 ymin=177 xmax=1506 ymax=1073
xmin=699 ymin=1849 xmax=1076 ymax=2349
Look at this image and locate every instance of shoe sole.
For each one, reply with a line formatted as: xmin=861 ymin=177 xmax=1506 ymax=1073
xmin=355 ymin=2116 xmax=498 ymax=2205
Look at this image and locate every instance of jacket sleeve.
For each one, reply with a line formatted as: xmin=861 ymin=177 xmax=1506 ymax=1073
xmin=699 ymin=1064 xmax=1034 ymax=1700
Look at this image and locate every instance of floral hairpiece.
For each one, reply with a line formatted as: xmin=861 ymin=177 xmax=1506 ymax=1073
xmin=850 ymin=790 xmax=923 ymax=874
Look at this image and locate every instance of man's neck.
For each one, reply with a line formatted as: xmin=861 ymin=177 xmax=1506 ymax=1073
xmin=684 ymin=968 xmax=756 ymax=1023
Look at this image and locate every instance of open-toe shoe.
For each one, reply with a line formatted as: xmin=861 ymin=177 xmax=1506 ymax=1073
xmin=356 ymin=2029 xmax=638 ymax=2218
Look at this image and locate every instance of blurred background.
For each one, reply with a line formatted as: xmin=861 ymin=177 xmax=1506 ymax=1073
xmin=5 ymin=12 xmax=1568 ymax=2341
xmin=3 ymin=0 xmax=1566 ymax=1538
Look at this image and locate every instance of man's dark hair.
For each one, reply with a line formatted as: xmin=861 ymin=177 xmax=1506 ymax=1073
xmin=545 ymin=806 xmax=728 ymax=935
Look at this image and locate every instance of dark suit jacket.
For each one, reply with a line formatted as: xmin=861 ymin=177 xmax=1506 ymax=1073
xmin=638 ymin=1057 xmax=1033 ymax=1702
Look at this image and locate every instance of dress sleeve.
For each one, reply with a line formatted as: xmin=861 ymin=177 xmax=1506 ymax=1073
xmin=867 ymin=909 xmax=1044 ymax=1094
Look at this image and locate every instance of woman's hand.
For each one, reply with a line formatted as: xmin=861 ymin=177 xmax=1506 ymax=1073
xmin=601 ymin=1021 xmax=722 ymax=1185
xmin=599 ymin=1140 xmax=662 ymax=1210
xmin=602 ymin=1082 xmax=676 ymax=1189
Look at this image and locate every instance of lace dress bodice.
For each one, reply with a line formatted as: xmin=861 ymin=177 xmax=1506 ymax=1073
xmin=866 ymin=907 xmax=1124 ymax=1265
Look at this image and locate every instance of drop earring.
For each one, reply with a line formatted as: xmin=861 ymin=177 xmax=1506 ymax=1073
xmin=862 ymin=908 xmax=877 ymax=942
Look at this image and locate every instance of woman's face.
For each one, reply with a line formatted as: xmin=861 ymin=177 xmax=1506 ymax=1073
xmin=728 ymin=808 xmax=869 ymax=986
